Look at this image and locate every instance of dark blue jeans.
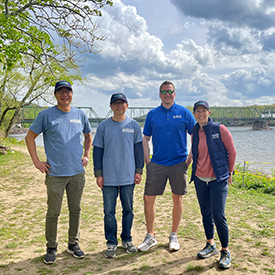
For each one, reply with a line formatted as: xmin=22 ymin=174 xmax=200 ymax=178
xmin=194 ymin=176 xmax=229 ymax=248
xmin=102 ymin=184 xmax=135 ymax=246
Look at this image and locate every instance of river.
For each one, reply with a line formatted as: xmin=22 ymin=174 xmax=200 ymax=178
xmin=9 ymin=126 xmax=275 ymax=175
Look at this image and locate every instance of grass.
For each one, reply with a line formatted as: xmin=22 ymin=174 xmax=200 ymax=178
xmin=234 ymin=163 xmax=275 ymax=195
xmin=0 ymin=140 xmax=275 ymax=274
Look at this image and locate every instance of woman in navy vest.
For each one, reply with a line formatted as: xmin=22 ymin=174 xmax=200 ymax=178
xmin=187 ymin=100 xmax=236 ymax=269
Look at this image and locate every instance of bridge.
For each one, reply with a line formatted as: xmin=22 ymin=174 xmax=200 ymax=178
xmin=20 ymin=106 xmax=275 ymax=127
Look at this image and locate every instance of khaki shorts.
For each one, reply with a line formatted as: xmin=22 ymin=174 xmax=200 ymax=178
xmin=144 ymin=161 xmax=188 ymax=196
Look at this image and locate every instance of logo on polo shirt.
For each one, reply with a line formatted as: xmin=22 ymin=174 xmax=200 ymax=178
xmin=173 ymin=115 xmax=182 ymax=119
xmin=212 ymin=133 xmax=219 ymax=139
xmin=70 ymin=119 xmax=81 ymax=124
xmin=122 ymin=128 xmax=134 ymax=133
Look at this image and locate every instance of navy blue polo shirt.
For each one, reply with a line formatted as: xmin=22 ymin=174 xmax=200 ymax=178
xmin=143 ymin=102 xmax=196 ymax=166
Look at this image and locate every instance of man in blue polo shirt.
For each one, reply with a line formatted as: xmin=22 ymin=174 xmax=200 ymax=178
xmin=138 ymin=81 xmax=196 ymax=252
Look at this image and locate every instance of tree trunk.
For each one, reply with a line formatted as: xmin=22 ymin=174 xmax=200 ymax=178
xmin=0 ymin=107 xmax=15 ymax=128
xmin=5 ymin=108 xmax=20 ymax=138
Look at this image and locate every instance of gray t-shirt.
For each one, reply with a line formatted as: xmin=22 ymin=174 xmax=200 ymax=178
xmin=30 ymin=106 xmax=91 ymax=176
xmin=92 ymin=116 xmax=143 ymax=186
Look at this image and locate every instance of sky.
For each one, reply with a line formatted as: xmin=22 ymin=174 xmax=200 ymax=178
xmin=71 ymin=0 xmax=275 ymax=117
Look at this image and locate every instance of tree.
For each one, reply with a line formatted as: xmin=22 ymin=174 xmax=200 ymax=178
xmin=0 ymin=0 xmax=113 ymax=69
xmin=0 ymin=46 xmax=83 ymax=136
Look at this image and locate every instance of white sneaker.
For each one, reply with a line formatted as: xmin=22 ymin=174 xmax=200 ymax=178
xmin=169 ymin=233 xmax=180 ymax=251
xmin=138 ymin=233 xmax=157 ymax=252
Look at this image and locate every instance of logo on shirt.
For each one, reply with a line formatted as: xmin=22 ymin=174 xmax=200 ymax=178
xmin=70 ymin=119 xmax=81 ymax=124
xmin=173 ymin=115 xmax=182 ymax=119
xmin=212 ymin=133 xmax=219 ymax=139
xmin=122 ymin=128 xmax=134 ymax=133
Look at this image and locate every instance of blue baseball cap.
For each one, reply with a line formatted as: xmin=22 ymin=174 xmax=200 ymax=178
xmin=54 ymin=80 xmax=72 ymax=93
xmin=110 ymin=93 xmax=128 ymax=104
xmin=193 ymin=100 xmax=210 ymax=112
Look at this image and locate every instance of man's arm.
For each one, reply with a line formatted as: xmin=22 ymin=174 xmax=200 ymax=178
xmin=82 ymin=132 xmax=92 ymax=167
xmin=134 ymin=141 xmax=144 ymax=184
xmin=143 ymin=135 xmax=151 ymax=165
xmin=25 ymin=129 xmax=51 ymax=173
xmin=93 ymin=146 xmax=104 ymax=188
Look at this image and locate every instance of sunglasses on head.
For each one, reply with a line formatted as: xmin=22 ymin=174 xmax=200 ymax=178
xmin=160 ymin=90 xmax=174 ymax=95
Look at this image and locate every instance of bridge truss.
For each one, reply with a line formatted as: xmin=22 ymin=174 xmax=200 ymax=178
xmin=20 ymin=105 xmax=275 ymax=127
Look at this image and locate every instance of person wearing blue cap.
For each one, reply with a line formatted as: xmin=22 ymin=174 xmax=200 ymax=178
xmin=25 ymin=80 xmax=92 ymax=264
xmin=188 ymin=100 xmax=236 ymax=269
xmin=92 ymin=93 xmax=144 ymax=258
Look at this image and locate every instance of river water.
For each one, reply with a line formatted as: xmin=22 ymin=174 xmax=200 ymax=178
xmin=9 ymin=126 xmax=275 ymax=175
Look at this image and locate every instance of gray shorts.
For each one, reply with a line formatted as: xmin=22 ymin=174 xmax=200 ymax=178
xmin=144 ymin=161 xmax=188 ymax=196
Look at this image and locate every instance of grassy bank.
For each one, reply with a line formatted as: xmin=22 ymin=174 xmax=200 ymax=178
xmin=0 ymin=141 xmax=274 ymax=275
xmin=233 ymin=164 xmax=275 ymax=195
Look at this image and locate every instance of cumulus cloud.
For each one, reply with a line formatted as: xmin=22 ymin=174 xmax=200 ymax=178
xmin=72 ymin=0 xmax=275 ymax=116
xmin=207 ymin=23 xmax=261 ymax=54
xmin=221 ymin=63 xmax=275 ymax=99
xmin=94 ymin=2 xmax=165 ymax=63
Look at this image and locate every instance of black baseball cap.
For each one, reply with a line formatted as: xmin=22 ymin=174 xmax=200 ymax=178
xmin=193 ymin=100 xmax=210 ymax=112
xmin=110 ymin=93 xmax=128 ymax=104
xmin=54 ymin=81 xmax=72 ymax=93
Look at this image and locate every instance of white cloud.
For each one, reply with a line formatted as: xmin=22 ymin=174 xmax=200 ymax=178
xmin=70 ymin=0 xmax=275 ymax=117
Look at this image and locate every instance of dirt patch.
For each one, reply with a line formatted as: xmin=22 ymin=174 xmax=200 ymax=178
xmin=0 ymin=145 xmax=274 ymax=275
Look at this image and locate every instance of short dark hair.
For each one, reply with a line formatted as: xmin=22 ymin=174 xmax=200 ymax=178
xmin=159 ymin=81 xmax=175 ymax=92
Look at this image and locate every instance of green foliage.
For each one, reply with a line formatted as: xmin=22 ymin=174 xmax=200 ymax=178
xmin=1 ymin=137 xmax=25 ymax=146
xmin=0 ymin=0 xmax=113 ymax=69
xmin=0 ymin=48 xmax=83 ymax=134
xmin=233 ymin=164 xmax=275 ymax=195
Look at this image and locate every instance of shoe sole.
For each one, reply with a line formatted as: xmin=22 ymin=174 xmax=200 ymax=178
xmin=44 ymin=259 xmax=55 ymax=264
xmin=197 ymin=249 xmax=218 ymax=259
xmin=124 ymin=248 xmax=137 ymax=254
xmin=169 ymin=246 xmax=180 ymax=252
xmin=66 ymin=248 xmax=85 ymax=259
xmin=138 ymin=241 xmax=157 ymax=252
xmin=104 ymin=253 xmax=116 ymax=258
xmin=219 ymin=263 xmax=231 ymax=269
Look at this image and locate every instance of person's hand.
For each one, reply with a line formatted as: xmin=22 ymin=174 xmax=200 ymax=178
xmin=228 ymin=174 xmax=233 ymax=185
xmin=82 ymin=157 xmax=89 ymax=167
xmin=134 ymin=173 xmax=141 ymax=184
xmin=34 ymin=160 xmax=51 ymax=174
xmin=96 ymin=176 xmax=104 ymax=189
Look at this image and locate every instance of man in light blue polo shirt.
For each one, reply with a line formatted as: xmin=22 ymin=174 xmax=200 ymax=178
xmin=138 ymin=81 xmax=196 ymax=252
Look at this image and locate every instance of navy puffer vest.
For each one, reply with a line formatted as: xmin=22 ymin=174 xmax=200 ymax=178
xmin=190 ymin=118 xmax=229 ymax=182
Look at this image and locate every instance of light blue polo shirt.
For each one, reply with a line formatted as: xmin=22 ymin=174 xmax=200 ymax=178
xmin=143 ymin=102 xmax=196 ymax=166
xmin=30 ymin=106 xmax=92 ymax=176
